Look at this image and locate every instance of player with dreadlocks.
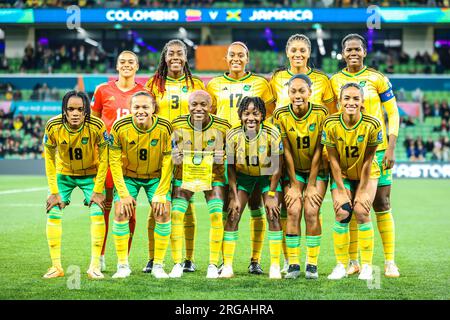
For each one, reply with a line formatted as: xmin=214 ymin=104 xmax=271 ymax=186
xmin=42 ymin=90 xmax=109 ymax=279
xmin=143 ymin=39 xmax=205 ymax=274
xmin=91 ymin=50 xmax=147 ymax=272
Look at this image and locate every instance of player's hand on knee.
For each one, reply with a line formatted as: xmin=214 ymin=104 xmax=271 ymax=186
xmin=46 ymin=193 xmax=62 ymax=213
xmin=265 ymin=197 xmax=280 ymax=221
xmin=227 ymin=198 xmax=241 ymax=222
xmin=89 ymin=192 xmax=106 ymax=212
xmin=333 ymin=190 xmax=351 ymax=213
xmin=305 ymin=185 xmax=323 ymax=209
xmin=285 ymin=183 xmax=301 ymax=209
xmin=354 ymin=191 xmax=371 ymax=214
xmin=151 ymin=201 xmax=165 ymax=217
xmin=120 ymin=196 xmax=136 ymax=219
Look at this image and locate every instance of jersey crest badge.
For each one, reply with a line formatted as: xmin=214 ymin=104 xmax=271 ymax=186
xmin=182 ymin=86 xmax=188 ymax=93
xmin=357 ymin=135 xmax=365 ymax=143
xmin=81 ymin=137 xmax=89 ymax=145
xmin=243 ymin=85 xmax=251 ymax=91
xmin=309 ymin=124 xmax=316 ymax=132
xmin=151 ymin=139 xmax=159 ymax=146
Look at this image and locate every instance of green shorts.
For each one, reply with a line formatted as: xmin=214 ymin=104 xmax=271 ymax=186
xmin=330 ymin=178 xmax=360 ymax=192
xmin=114 ymin=177 xmax=171 ymax=203
xmin=376 ymin=150 xmax=393 ymax=187
xmin=237 ymin=172 xmax=282 ymax=195
xmin=56 ymin=174 xmax=97 ymax=206
xmin=173 ymin=179 xmax=225 ymax=189
xmin=283 ymin=170 xmax=329 ymax=185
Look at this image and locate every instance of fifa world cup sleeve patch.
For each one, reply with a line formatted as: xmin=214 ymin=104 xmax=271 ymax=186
xmin=103 ymin=131 xmax=109 ymax=142
xmin=43 ymin=134 xmax=48 ymax=144
xmin=377 ymin=130 xmax=383 ymax=143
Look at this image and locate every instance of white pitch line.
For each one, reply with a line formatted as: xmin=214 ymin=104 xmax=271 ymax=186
xmin=0 ymin=187 xmax=48 ymax=195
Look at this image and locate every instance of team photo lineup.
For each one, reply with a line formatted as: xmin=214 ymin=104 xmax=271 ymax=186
xmin=1 ymin=2 xmax=450 ymax=303
xmin=42 ymin=33 xmax=399 ymax=282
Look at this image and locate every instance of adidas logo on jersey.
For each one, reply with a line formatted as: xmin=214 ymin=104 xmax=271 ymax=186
xmin=223 ymin=87 xmax=228 ymax=91
xmin=61 ymin=141 xmax=67 ymax=144
xmin=130 ymin=141 xmax=136 ymax=145
xmin=186 ymin=140 xmax=192 ymax=145
xmin=289 ymin=127 xmax=295 ymax=132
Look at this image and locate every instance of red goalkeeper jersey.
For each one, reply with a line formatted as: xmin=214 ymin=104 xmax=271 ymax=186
xmin=90 ymin=80 xmax=147 ymax=132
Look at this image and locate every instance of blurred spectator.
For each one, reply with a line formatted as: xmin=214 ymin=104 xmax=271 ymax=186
xmin=414 ymin=137 xmax=426 ymax=161
xmin=412 ymin=87 xmax=424 ymax=102
xmin=396 ymin=88 xmax=406 ymax=101
xmin=400 ymin=115 xmax=415 ymax=127
xmin=398 ymin=51 xmax=410 ymax=64
xmin=425 ymin=136 xmax=435 ymax=154
xmin=422 ymin=101 xmax=432 ymax=120
xmin=20 ymin=44 xmax=35 ymax=71
xmin=432 ymin=100 xmax=442 ymax=117
xmin=414 ymin=51 xmax=424 ymax=64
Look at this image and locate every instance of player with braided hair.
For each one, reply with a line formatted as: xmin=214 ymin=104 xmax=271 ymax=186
xmin=144 ymin=39 xmax=205 ymax=274
xmin=43 ymin=90 xmax=109 ymax=279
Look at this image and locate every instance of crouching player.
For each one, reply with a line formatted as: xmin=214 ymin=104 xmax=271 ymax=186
xmin=43 ymin=91 xmax=109 ymax=279
xmin=322 ymin=83 xmax=382 ymax=281
xmin=221 ymin=96 xmax=284 ymax=279
xmin=169 ymin=90 xmax=230 ymax=279
xmin=273 ymin=74 xmax=329 ymax=279
xmin=109 ymin=91 xmax=173 ymax=279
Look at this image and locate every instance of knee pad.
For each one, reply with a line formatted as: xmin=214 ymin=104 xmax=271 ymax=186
xmin=339 ymin=203 xmax=353 ymax=224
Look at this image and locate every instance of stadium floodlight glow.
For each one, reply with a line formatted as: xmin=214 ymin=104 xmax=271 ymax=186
xmin=336 ymin=53 xmax=342 ymax=60
xmin=315 ymin=25 xmax=326 ymax=56
xmin=0 ymin=29 xmax=4 ymax=40
xmin=178 ymin=27 xmax=187 ymax=38
xmin=383 ymin=39 xmax=401 ymax=47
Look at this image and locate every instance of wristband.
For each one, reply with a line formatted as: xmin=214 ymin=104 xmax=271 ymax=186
xmin=267 ymin=191 xmax=276 ymax=197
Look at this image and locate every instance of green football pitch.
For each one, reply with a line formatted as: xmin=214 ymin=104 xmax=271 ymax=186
xmin=0 ymin=175 xmax=449 ymax=300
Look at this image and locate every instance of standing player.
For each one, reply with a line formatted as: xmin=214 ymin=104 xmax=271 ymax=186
xmin=269 ymin=34 xmax=336 ymax=273
xmin=270 ymin=34 xmax=336 ymax=113
xmin=272 ymin=74 xmax=329 ymax=279
xmin=91 ymin=50 xmax=146 ymax=271
xmin=330 ymin=34 xmax=400 ymax=277
xmin=169 ymin=90 xmax=230 ymax=279
xmin=322 ymin=83 xmax=382 ymax=281
xmin=108 ymin=91 xmax=173 ymax=279
xmin=221 ymin=96 xmax=284 ymax=279
xmin=207 ymin=41 xmax=275 ymax=274
xmin=144 ymin=39 xmax=205 ymax=274
xmin=43 ymin=91 xmax=109 ymax=279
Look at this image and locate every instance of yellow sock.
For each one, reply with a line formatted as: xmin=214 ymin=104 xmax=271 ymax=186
xmin=112 ymin=220 xmax=129 ymax=265
xmin=223 ymin=231 xmax=238 ymax=266
xmin=46 ymin=206 xmax=63 ymax=268
xmin=306 ymin=235 xmax=321 ymax=266
xmin=333 ymin=221 xmax=349 ymax=265
xmin=250 ymin=208 xmax=266 ymax=263
xmin=147 ymin=211 xmax=155 ymax=260
xmin=154 ymin=221 xmax=171 ymax=265
xmin=184 ymin=202 xmax=196 ymax=262
xmin=207 ymin=199 xmax=224 ymax=265
xmin=376 ymin=209 xmax=395 ymax=261
xmin=285 ymin=234 xmax=300 ymax=265
xmin=349 ymin=214 xmax=359 ymax=261
xmin=358 ymin=222 xmax=374 ymax=265
xmin=89 ymin=205 xmax=105 ymax=269
xmin=268 ymin=230 xmax=283 ymax=266
xmin=170 ymin=198 xmax=188 ymax=264
xmin=280 ymin=209 xmax=288 ymax=260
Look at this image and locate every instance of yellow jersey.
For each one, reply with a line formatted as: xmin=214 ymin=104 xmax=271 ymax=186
xmin=321 ymin=112 xmax=382 ymax=181
xmin=270 ymin=68 xmax=335 ymax=110
xmin=226 ymin=121 xmax=283 ymax=177
xmin=109 ymin=114 xmax=173 ymax=200
xmin=145 ymin=75 xmax=205 ymax=121
xmin=172 ymin=114 xmax=231 ymax=183
xmin=272 ymin=103 xmax=328 ymax=173
xmin=330 ymin=66 xmax=398 ymax=151
xmin=43 ymin=115 xmax=109 ymax=194
xmin=206 ymin=72 xmax=275 ymax=126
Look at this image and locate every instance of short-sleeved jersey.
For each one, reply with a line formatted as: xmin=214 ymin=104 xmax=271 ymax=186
xmin=321 ymin=112 xmax=382 ymax=180
xmin=270 ymin=68 xmax=335 ymax=110
xmin=206 ymin=72 xmax=275 ymax=126
xmin=109 ymin=114 xmax=173 ymax=179
xmin=145 ymin=75 xmax=205 ymax=121
xmin=43 ymin=115 xmax=109 ymax=176
xmin=330 ymin=66 xmax=396 ymax=151
xmin=226 ymin=121 xmax=283 ymax=177
xmin=91 ymin=80 xmax=146 ymax=132
xmin=273 ymin=103 xmax=328 ymax=173
xmin=171 ymin=114 xmax=230 ymax=182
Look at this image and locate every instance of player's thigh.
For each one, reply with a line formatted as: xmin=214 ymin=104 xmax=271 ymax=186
xmin=78 ymin=175 xmax=98 ymax=206
xmin=56 ymin=174 xmax=77 ymax=206
xmin=261 ymin=190 xmax=282 ymax=230
xmin=248 ymin=183 xmax=263 ymax=209
xmin=373 ymin=185 xmax=392 ymax=212
xmin=172 ymin=184 xmax=194 ymax=202
xmin=224 ymin=190 xmax=249 ymax=230
xmin=304 ymin=179 xmax=328 ymax=219
xmin=204 ymin=183 xmax=226 ymax=202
